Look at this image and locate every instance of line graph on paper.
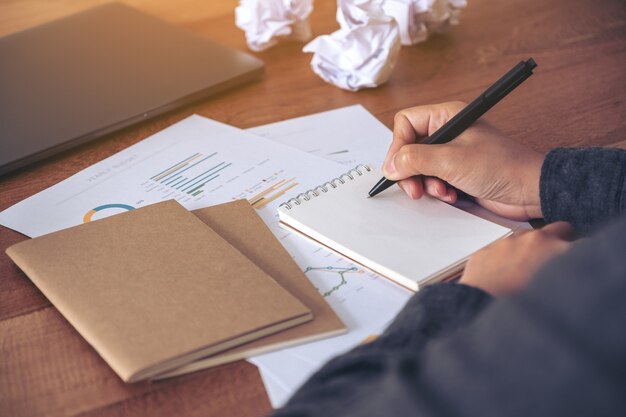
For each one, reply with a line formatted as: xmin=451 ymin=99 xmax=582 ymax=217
xmin=304 ymin=265 xmax=365 ymax=298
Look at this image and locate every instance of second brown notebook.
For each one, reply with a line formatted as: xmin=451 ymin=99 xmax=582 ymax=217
xmin=6 ymin=200 xmax=312 ymax=382
xmin=156 ymin=200 xmax=347 ymax=378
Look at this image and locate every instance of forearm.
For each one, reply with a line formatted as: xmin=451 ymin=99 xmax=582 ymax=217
xmin=540 ymin=147 xmax=626 ymax=233
xmin=272 ymin=283 xmax=492 ymax=416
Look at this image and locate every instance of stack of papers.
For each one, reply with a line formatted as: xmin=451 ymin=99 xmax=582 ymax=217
xmin=0 ymin=105 xmax=528 ymax=407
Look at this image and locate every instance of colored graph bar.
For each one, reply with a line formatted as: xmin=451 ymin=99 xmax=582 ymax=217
xmin=171 ymin=177 xmax=188 ymax=187
xmin=164 ymin=175 xmax=182 ymax=186
xmin=178 ymin=162 xmax=225 ymax=190
xmin=248 ymin=177 xmax=294 ymax=205
xmin=150 ymin=153 xmax=199 ymax=179
xmin=251 ymin=182 xmax=299 ymax=209
xmin=249 ymin=177 xmax=299 ymax=209
xmin=187 ymin=183 xmax=204 ymax=194
xmin=158 ymin=152 xmax=217 ymax=183
xmin=152 ymin=153 xmax=201 ymax=181
xmin=248 ymin=179 xmax=287 ymax=205
xmin=181 ymin=163 xmax=231 ymax=192
xmin=187 ymin=175 xmax=219 ymax=195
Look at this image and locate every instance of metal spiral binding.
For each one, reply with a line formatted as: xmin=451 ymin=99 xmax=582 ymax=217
xmin=279 ymin=164 xmax=371 ymax=210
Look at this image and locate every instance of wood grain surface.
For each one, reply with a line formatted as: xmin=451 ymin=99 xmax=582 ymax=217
xmin=1 ymin=0 xmax=625 ymax=416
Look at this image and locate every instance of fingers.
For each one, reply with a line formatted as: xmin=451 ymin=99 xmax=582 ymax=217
xmin=383 ymin=102 xmax=466 ymax=178
xmin=384 ymin=143 xmax=454 ymax=181
xmin=396 ymin=176 xmax=458 ymax=203
xmin=384 ymin=112 xmax=417 ymax=164
xmin=459 ymin=226 xmax=572 ymax=296
xmin=424 ymin=177 xmax=457 ymax=203
xmin=399 ymin=101 xmax=467 ymax=138
xmin=397 ymin=177 xmax=423 ymax=199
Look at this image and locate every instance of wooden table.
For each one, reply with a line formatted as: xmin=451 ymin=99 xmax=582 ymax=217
xmin=1 ymin=0 xmax=625 ymax=416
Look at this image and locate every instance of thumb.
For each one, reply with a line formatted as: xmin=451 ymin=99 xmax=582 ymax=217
xmin=383 ymin=143 xmax=453 ymax=181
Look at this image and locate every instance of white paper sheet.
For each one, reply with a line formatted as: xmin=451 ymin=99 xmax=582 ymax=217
xmin=257 ymin=366 xmax=293 ymax=408
xmin=236 ymin=0 xmax=313 ymax=51
xmin=303 ymin=0 xmax=401 ymax=91
xmin=0 ymin=115 xmax=349 ymax=238
xmin=247 ymin=105 xmax=392 ymax=168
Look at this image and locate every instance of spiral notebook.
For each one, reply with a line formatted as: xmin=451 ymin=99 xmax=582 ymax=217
xmin=278 ymin=165 xmax=512 ymax=291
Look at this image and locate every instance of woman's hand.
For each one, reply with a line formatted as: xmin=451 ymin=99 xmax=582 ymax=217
xmin=460 ymin=222 xmax=576 ymax=296
xmin=382 ymin=102 xmax=545 ymax=220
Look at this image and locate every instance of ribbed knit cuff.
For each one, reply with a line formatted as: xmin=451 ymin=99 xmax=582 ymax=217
xmin=540 ymin=147 xmax=626 ymax=234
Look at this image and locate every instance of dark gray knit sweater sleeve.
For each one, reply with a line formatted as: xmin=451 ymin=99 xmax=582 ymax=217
xmin=272 ymin=283 xmax=492 ymax=417
xmin=273 ymin=216 xmax=626 ymax=417
xmin=540 ymin=147 xmax=626 ymax=233
xmin=356 ymin=283 xmax=492 ymax=352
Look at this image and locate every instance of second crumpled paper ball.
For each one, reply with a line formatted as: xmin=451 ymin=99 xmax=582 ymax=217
xmin=382 ymin=0 xmax=467 ymax=45
xmin=236 ymin=0 xmax=314 ymax=52
xmin=303 ymin=0 xmax=401 ymax=92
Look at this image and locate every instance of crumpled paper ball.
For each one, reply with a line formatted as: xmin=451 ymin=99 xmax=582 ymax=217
xmin=303 ymin=0 xmax=401 ymax=91
xmin=382 ymin=0 xmax=467 ymax=45
xmin=235 ymin=0 xmax=314 ymax=52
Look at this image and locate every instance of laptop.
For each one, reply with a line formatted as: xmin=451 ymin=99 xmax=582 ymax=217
xmin=0 ymin=3 xmax=264 ymax=176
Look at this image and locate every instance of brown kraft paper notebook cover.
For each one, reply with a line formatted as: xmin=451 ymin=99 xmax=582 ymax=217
xmin=5 ymin=200 xmax=312 ymax=382
xmin=156 ymin=200 xmax=347 ymax=378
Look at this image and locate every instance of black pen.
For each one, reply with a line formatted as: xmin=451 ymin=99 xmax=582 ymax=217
xmin=368 ymin=58 xmax=538 ymax=198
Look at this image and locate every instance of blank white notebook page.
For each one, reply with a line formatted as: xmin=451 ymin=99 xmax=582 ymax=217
xmin=278 ymin=166 xmax=512 ymax=290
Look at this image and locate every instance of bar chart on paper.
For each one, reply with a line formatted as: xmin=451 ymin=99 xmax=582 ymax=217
xmin=0 ymin=115 xmax=349 ymax=238
xmin=143 ymin=152 xmax=232 ymax=200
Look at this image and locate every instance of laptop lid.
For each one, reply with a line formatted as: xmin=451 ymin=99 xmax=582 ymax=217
xmin=0 ymin=3 xmax=264 ymax=176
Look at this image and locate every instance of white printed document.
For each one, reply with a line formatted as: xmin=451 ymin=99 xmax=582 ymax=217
xmin=0 ymin=115 xmax=350 ymax=238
